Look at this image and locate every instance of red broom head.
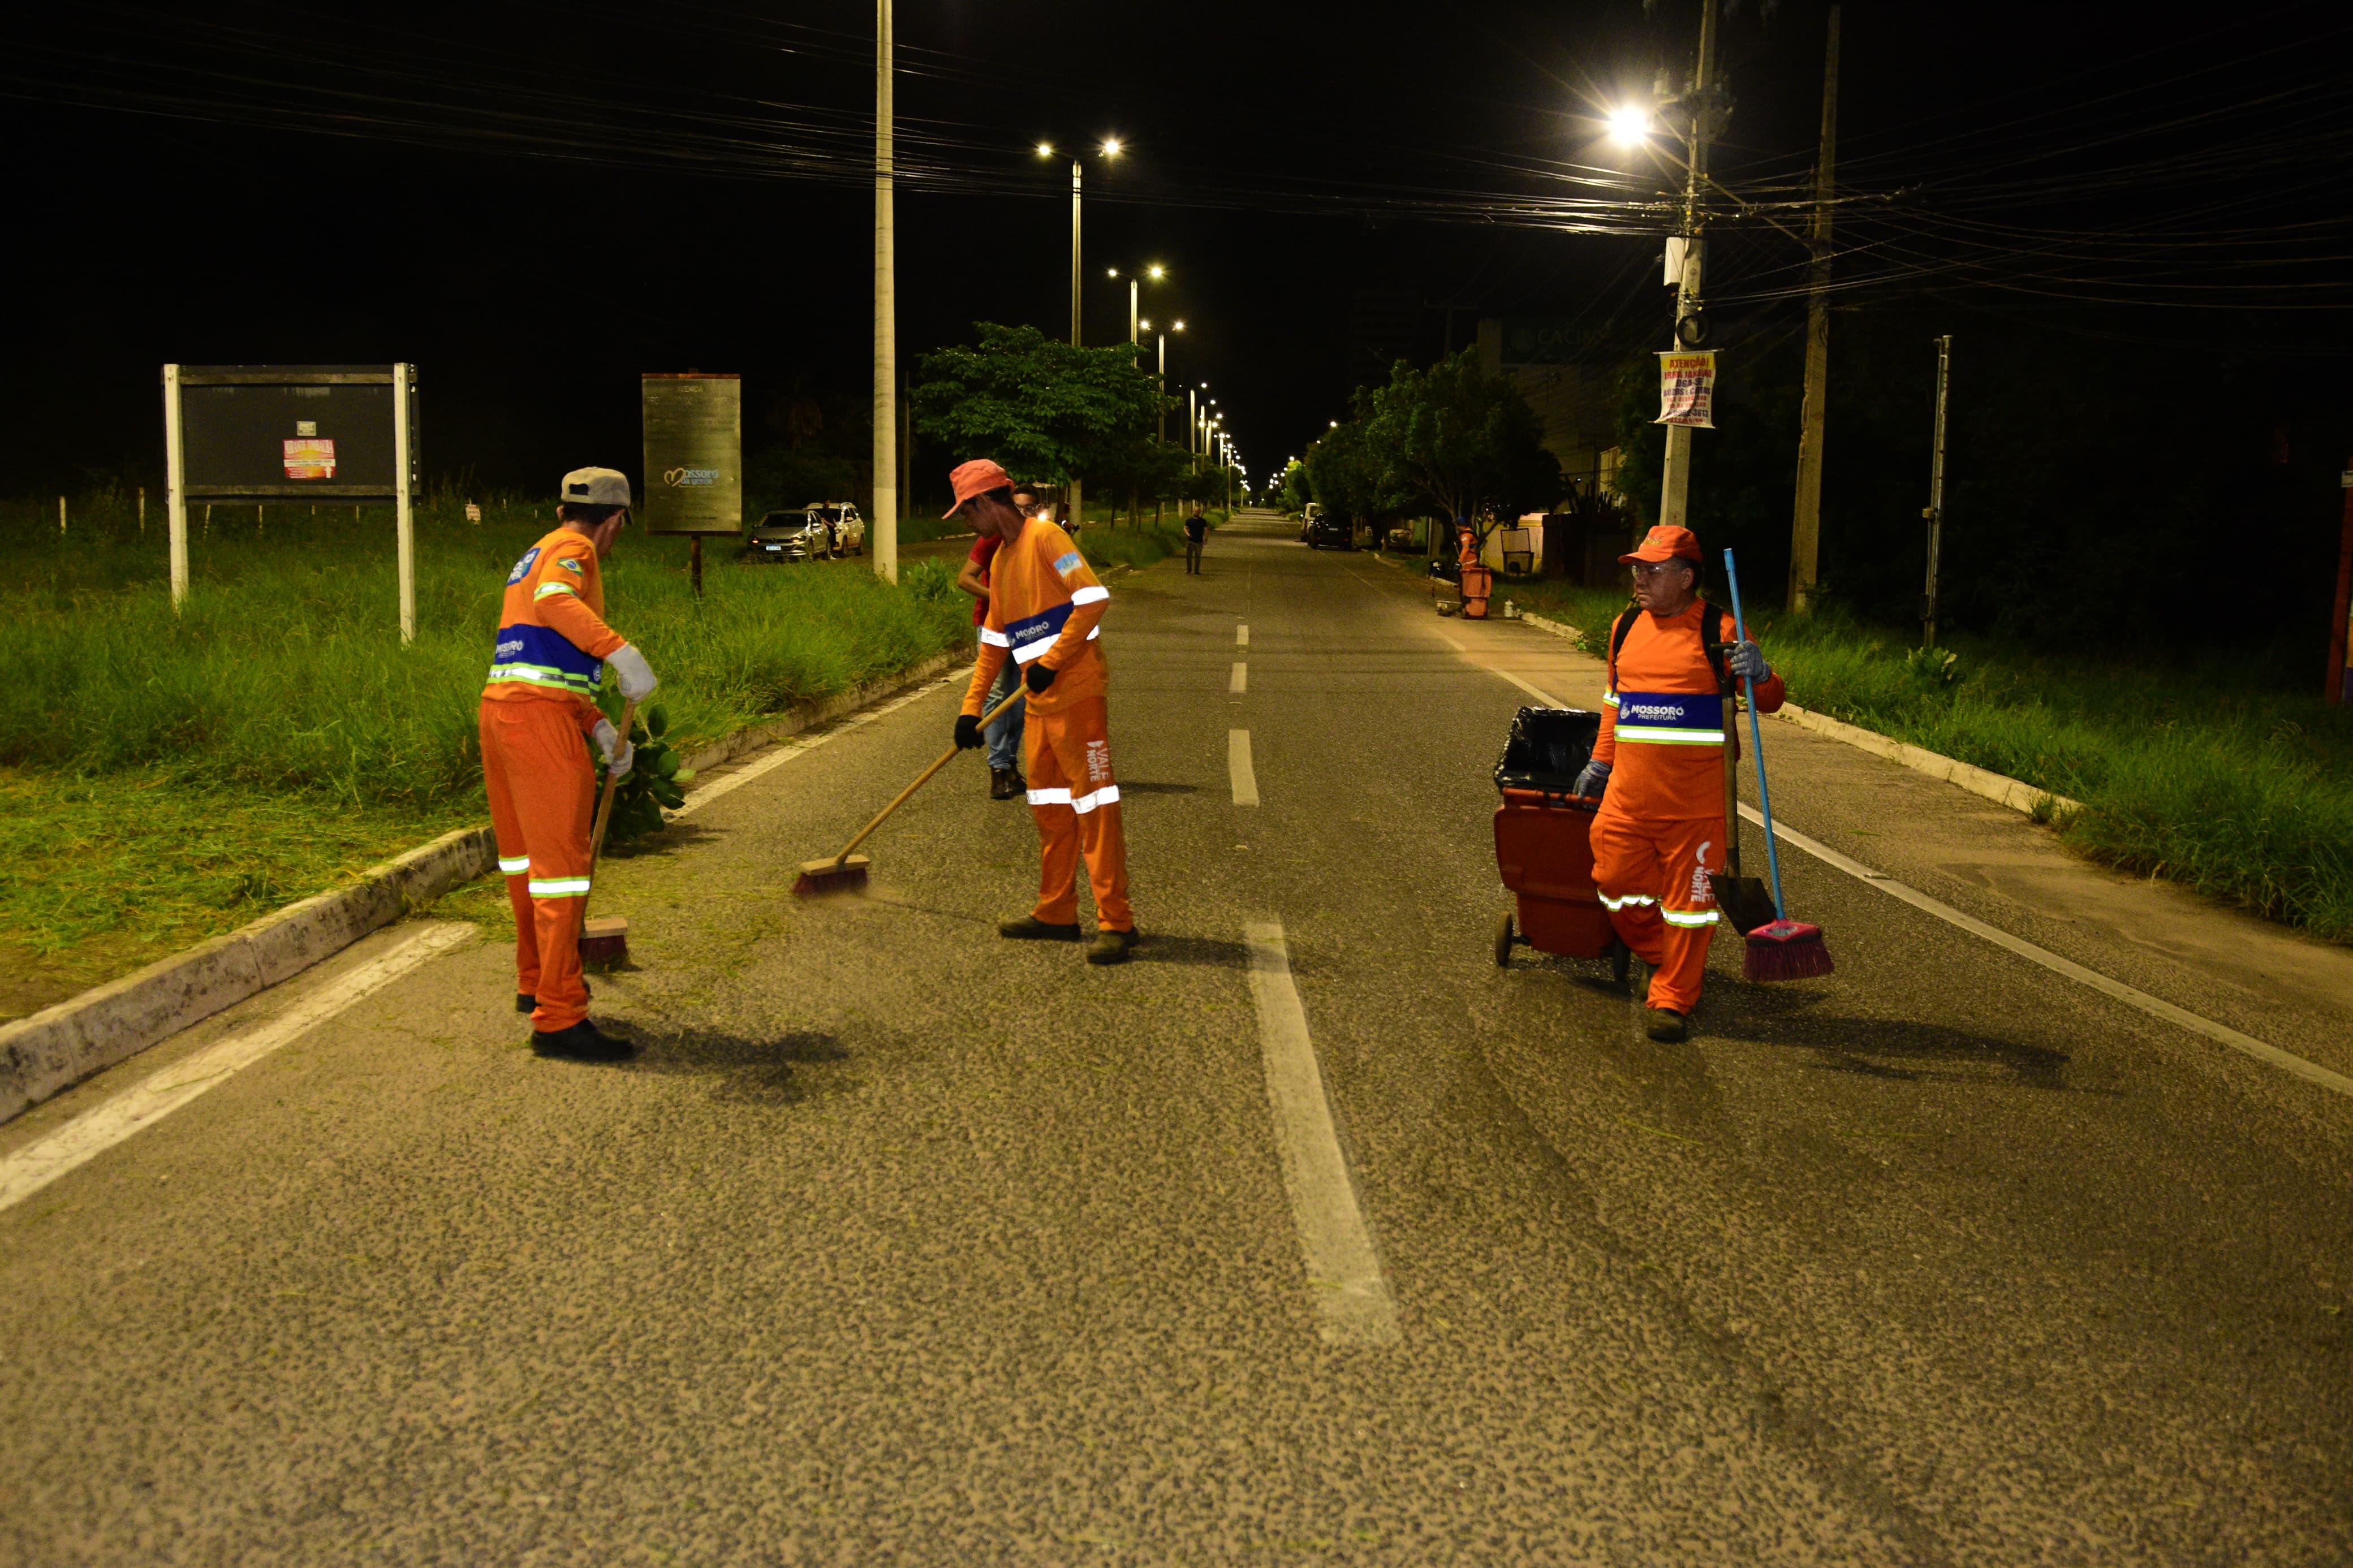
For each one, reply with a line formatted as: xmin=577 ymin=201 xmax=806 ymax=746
xmin=1743 ymin=918 xmax=1834 ymax=982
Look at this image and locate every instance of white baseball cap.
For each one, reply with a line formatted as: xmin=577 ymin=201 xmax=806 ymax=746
xmin=559 ymin=467 xmax=633 ymax=508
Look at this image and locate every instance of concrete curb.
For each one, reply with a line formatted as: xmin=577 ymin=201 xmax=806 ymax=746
xmin=0 ymin=643 xmax=988 ymax=1127
xmin=1509 ymin=606 xmax=2079 ymax=820
xmin=0 ymin=826 xmax=495 ymax=1125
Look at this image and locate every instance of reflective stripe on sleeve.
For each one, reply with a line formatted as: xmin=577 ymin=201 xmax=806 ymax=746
xmin=1602 ymin=690 xmax=1620 ymax=707
xmin=527 ymin=876 xmax=592 ymax=898
xmin=979 ymin=627 xmax=1011 ymax=647
xmin=498 ymin=854 xmax=531 ymax=875
xmin=1068 ymin=585 xmax=1110 ymax=606
xmin=533 ymin=582 xmax=579 ymax=600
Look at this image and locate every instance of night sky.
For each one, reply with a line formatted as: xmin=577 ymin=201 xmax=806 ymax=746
xmin=5 ymin=1 xmax=2347 ymax=506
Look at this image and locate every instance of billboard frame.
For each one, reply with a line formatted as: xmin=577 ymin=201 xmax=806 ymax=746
xmin=163 ymin=363 xmax=421 ymax=643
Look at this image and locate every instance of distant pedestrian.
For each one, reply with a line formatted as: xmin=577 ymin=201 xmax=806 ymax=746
xmin=956 ymin=483 xmax=1045 ymax=799
xmin=1182 ymin=502 xmax=1209 ymax=574
xmin=481 ymin=467 xmax=660 ymax=1061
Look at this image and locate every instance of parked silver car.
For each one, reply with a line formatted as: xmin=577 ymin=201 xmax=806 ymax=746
xmin=747 ymin=510 xmax=834 ymax=562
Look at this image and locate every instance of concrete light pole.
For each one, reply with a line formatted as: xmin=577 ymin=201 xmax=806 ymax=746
xmin=1788 ymin=4 xmax=1841 ymax=612
xmin=871 ymin=0 xmax=898 ymax=582
xmin=1656 ymin=0 xmax=1719 ymax=535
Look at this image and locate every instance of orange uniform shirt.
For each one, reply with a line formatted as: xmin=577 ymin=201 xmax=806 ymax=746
xmin=962 ymin=519 xmax=1109 ymax=720
xmin=1592 ymin=598 xmax=1785 ymax=822
xmin=482 ymin=528 xmax=628 ymax=729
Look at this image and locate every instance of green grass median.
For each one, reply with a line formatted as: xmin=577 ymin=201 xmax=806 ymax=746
xmin=0 ymin=490 xmax=973 ymax=1019
xmin=1490 ymin=574 xmax=2353 ymax=942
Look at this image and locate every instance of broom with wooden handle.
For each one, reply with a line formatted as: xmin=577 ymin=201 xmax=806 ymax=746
xmin=577 ymin=698 xmax=636 ymax=966
xmin=1720 ymin=550 xmax=1834 ymax=982
xmin=792 ymin=681 xmax=1029 ymax=897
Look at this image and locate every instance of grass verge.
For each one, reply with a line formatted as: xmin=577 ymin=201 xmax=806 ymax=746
xmin=1492 ymin=574 xmax=2353 ymax=943
xmin=0 ymin=489 xmax=973 ymax=1018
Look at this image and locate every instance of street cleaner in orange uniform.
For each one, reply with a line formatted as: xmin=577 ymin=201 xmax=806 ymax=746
xmin=946 ymin=459 xmax=1138 ymax=965
xmin=1573 ymin=525 xmax=1783 ymax=1043
xmin=481 ymin=467 xmax=661 ymax=1060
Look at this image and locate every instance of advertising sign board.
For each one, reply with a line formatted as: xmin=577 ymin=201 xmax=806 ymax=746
xmin=641 ymin=374 xmax=743 ymax=535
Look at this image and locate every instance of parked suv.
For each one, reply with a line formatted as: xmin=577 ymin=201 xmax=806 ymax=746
xmin=1305 ymin=511 xmax=1354 ymax=550
xmin=807 ymin=502 xmax=865 ymax=556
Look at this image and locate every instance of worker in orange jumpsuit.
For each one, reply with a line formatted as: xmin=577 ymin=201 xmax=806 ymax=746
xmin=946 ymin=459 xmax=1137 ymax=964
xmin=1574 ymin=525 xmax=1783 ymax=1042
xmin=480 ymin=466 xmax=661 ymax=1060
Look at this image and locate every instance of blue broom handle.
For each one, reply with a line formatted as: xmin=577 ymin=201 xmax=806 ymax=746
xmin=1721 ymin=550 xmax=1789 ymax=921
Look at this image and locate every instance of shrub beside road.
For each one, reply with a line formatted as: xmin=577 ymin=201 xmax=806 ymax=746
xmin=0 ymin=490 xmax=973 ymax=1018
xmin=1494 ymin=576 xmax=2353 ymax=941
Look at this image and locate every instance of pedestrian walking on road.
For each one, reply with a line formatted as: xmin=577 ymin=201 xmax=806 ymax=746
xmin=480 ymin=467 xmax=661 ymax=1060
xmin=1182 ymin=501 xmax=1209 ymax=574
xmin=955 ymin=483 xmax=1041 ymax=799
xmin=946 ymin=459 xmax=1138 ymax=964
xmin=1573 ymin=524 xmax=1783 ymax=1043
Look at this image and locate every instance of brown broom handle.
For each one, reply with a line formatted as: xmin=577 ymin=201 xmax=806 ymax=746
xmin=579 ymin=697 xmax=637 ymax=933
xmin=828 ymin=682 xmax=1028 ymax=867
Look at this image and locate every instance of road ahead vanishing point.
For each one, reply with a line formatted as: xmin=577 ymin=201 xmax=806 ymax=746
xmin=3 ymin=513 xmax=2350 ymax=1564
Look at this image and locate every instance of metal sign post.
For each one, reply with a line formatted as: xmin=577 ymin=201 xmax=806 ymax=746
xmin=1921 ymin=334 xmax=1952 ymax=649
xmin=393 ymin=363 xmax=415 ymax=644
xmin=163 ymin=364 xmax=189 ymax=611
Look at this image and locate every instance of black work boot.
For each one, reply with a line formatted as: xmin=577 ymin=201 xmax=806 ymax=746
xmin=531 ymin=1018 xmax=635 ymax=1061
xmin=999 ymin=915 xmax=1082 ymax=941
xmin=1645 ymin=1008 xmax=1688 ymax=1044
xmin=989 ymin=767 xmax=1016 ymax=800
xmin=1085 ymin=927 xmax=1139 ymax=966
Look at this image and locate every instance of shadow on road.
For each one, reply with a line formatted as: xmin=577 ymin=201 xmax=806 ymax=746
xmin=1130 ymin=933 xmax=1253 ymax=970
xmin=622 ymin=1025 xmax=852 ymax=1103
xmin=1715 ymin=983 xmax=2074 ymax=1088
xmin=1118 ymin=781 xmax=1204 ymax=795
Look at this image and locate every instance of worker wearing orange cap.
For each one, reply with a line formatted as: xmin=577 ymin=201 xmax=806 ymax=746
xmin=481 ymin=466 xmax=661 ymax=1060
xmin=1572 ymin=524 xmax=1783 ymax=1042
xmin=946 ymin=459 xmax=1137 ymax=964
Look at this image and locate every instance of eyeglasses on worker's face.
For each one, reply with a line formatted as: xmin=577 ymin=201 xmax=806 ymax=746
xmin=1630 ymin=560 xmax=1690 ymax=582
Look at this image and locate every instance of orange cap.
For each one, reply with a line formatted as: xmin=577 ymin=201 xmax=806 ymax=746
xmin=1620 ymin=524 xmax=1703 ymax=564
xmin=943 ymin=459 xmax=1015 ymax=518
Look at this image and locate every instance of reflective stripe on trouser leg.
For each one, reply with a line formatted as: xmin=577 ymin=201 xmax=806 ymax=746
xmin=1590 ymin=808 xmax=1724 ymax=1016
xmin=1022 ymin=696 xmax=1132 ymax=931
xmin=479 ymin=698 xmax=597 ymax=1031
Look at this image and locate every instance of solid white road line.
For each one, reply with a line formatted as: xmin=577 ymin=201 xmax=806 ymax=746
xmin=676 ymin=675 xmax=956 ymax=817
xmin=1456 ymin=662 xmax=2351 ymax=1100
xmin=1230 ymin=661 xmax=1248 ymax=696
xmin=1236 ymin=624 xmax=1249 ymax=647
xmin=1244 ymin=920 xmax=1402 ymax=1349
xmin=1736 ymin=804 xmax=2353 ymax=1100
xmin=0 ymin=922 xmax=477 ymax=1215
xmin=1229 ymin=729 xmax=1260 ymax=807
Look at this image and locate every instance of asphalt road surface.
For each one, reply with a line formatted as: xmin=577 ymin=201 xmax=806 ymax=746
xmin=3 ymin=512 xmax=2350 ymax=1566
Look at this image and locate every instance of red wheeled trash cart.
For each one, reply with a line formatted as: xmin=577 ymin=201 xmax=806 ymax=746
xmin=1491 ymin=706 xmax=1631 ymax=983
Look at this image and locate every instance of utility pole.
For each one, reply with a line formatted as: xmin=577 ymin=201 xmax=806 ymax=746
xmin=1787 ymin=4 xmax=1840 ymax=612
xmin=870 ymin=0 xmax=898 ymax=582
xmin=1920 ymin=334 xmax=1951 ymax=649
xmin=1067 ymin=157 xmax=1084 ymax=529
xmin=2326 ymin=457 xmax=2353 ymax=703
xmin=1655 ymin=0 xmax=1719 ymax=534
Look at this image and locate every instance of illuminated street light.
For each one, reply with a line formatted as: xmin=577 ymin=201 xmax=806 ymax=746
xmin=1608 ymin=105 xmax=1652 ymax=146
xmin=1101 ymin=137 xmax=1123 ymax=157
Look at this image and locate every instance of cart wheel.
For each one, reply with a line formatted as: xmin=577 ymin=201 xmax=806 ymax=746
xmin=1608 ymin=938 xmax=1631 ymax=986
xmin=1493 ymin=911 xmax=1516 ymax=967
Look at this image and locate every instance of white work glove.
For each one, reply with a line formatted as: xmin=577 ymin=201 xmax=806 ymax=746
xmin=592 ymin=719 xmax=634 ymax=780
xmin=608 ymin=643 xmax=658 ymax=702
xmin=1729 ymin=640 xmax=1772 ymax=684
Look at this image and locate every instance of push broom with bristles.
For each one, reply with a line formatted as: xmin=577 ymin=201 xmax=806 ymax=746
xmin=792 ymin=682 xmax=1029 ymax=897
xmin=1721 ymin=550 xmax=1834 ymax=983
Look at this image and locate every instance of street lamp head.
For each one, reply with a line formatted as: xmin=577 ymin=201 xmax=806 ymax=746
xmin=1035 ymin=141 xmax=1054 ymax=158
xmin=1147 ymin=264 xmax=1166 ymax=281
xmin=1329 ymin=420 xmax=1339 ymax=427
xmin=1106 ymin=267 xmax=1119 ymax=278
xmin=1172 ymin=319 xmax=1186 ymax=331
xmin=1138 ymin=318 xmax=1152 ymax=331
xmin=1100 ymin=137 xmax=1123 ymax=157
xmin=1606 ymin=105 xmax=1651 ymax=147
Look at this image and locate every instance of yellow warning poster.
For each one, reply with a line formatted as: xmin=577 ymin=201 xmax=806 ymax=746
xmin=1656 ymin=352 xmax=1716 ymax=428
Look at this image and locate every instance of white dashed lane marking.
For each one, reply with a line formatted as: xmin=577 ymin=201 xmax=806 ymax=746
xmin=1230 ymin=662 xmax=1248 ymax=696
xmin=1246 ymin=919 xmax=1402 ymax=1349
xmin=1236 ymin=624 xmax=1249 ymax=647
xmin=1229 ymin=730 xmax=1260 ymax=807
